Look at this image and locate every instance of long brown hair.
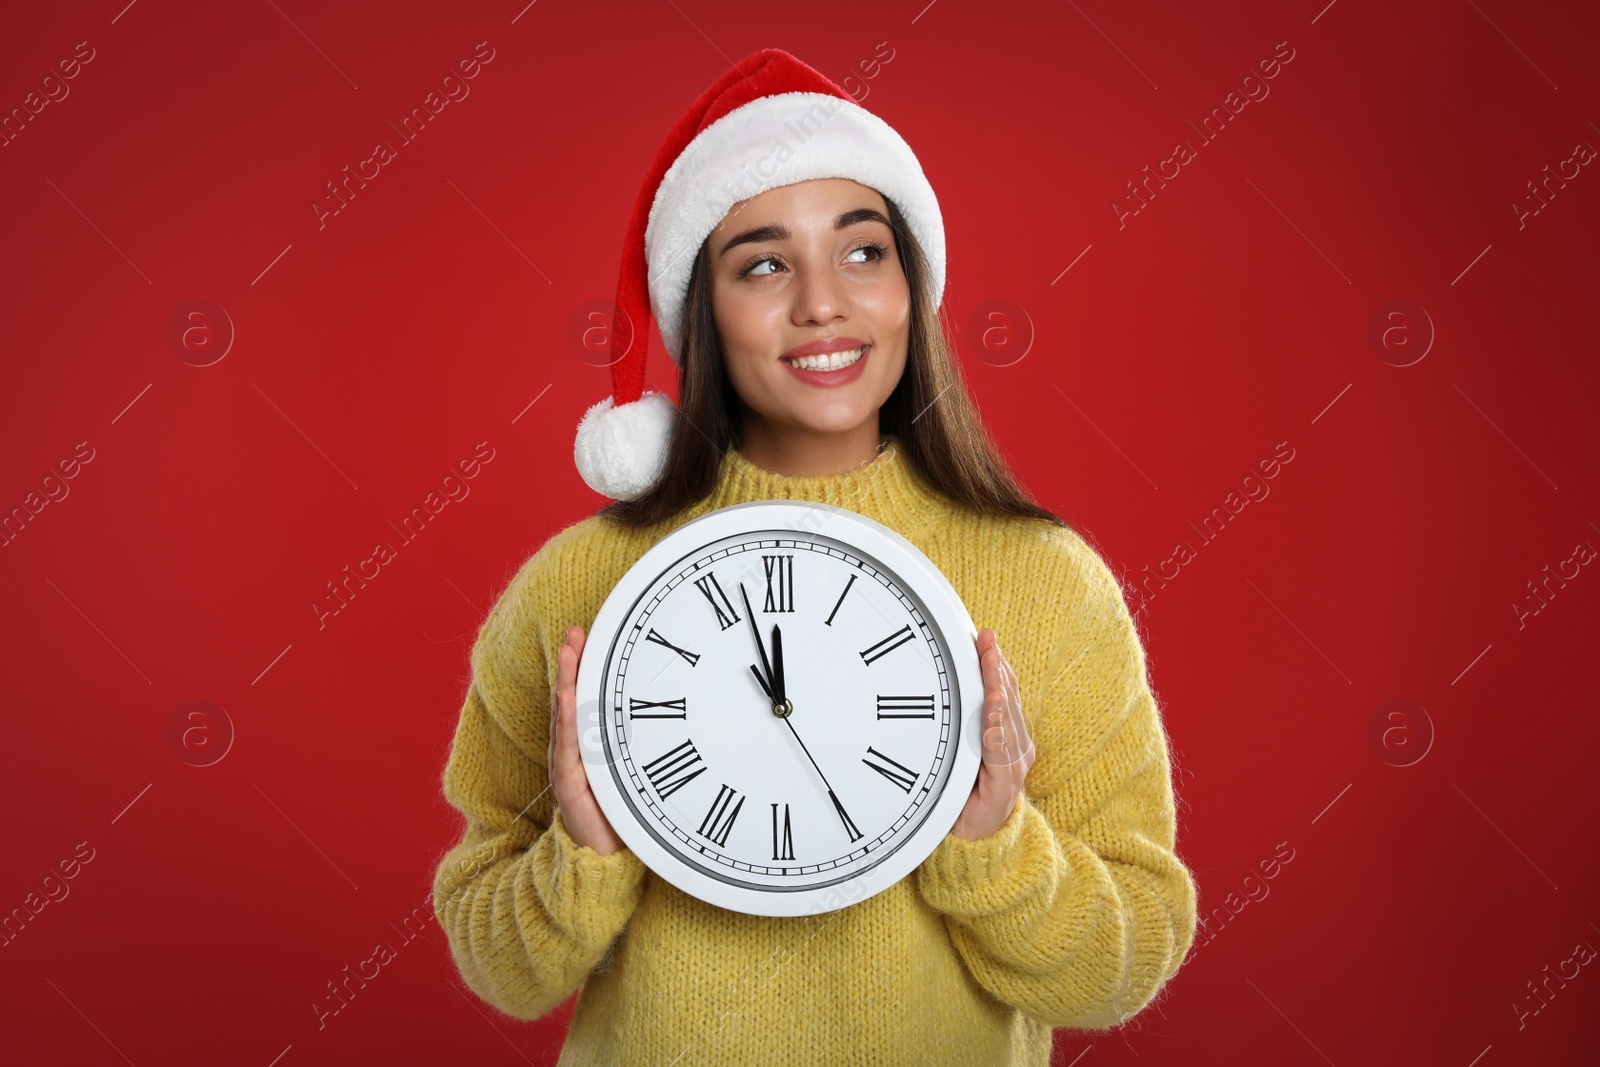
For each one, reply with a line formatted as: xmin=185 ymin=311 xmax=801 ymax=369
xmin=598 ymin=193 xmax=1067 ymax=532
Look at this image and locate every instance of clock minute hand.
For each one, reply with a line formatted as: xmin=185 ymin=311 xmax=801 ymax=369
xmin=737 ymin=582 xmax=778 ymax=702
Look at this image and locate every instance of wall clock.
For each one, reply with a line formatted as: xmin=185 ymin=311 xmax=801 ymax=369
xmin=575 ymin=500 xmax=984 ymax=917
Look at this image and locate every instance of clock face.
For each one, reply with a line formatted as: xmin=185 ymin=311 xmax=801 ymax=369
xmin=577 ymin=502 xmax=983 ymax=917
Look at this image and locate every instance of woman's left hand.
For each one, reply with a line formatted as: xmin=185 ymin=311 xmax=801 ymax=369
xmin=948 ymin=628 xmax=1037 ymax=841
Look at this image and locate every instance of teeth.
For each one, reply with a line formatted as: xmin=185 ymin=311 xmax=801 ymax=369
xmin=787 ymin=346 xmax=866 ymax=371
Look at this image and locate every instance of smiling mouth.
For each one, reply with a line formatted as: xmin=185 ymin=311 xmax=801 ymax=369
xmin=781 ymin=344 xmax=870 ymax=371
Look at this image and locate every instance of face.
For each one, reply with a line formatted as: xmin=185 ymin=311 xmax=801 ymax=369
xmin=708 ymin=178 xmax=911 ymax=439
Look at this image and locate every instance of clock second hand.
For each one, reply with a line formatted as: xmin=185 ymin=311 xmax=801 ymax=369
xmin=781 ymin=715 xmax=862 ymax=843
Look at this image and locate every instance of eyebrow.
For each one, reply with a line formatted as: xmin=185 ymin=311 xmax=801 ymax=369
xmin=716 ymin=207 xmax=892 ymax=258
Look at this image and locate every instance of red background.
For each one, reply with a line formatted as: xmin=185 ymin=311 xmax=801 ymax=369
xmin=3 ymin=0 xmax=1597 ymax=1063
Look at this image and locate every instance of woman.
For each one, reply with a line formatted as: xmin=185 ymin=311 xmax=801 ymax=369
xmin=432 ymin=48 xmax=1196 ymax=1066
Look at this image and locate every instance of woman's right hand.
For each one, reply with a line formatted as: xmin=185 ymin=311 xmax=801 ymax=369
xmin=548 ymin=625 xmax=627 ymax=856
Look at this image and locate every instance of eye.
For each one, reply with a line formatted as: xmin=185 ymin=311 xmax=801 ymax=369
xmin=738 ymin=255 xmax=784 ymax=278
xmin=846 ymin=241 xmax=890 ymax=263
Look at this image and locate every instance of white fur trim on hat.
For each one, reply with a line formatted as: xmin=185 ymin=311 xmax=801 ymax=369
xmin=644 ymin=91 xmax=945 ymax=366
xmin=573 ymin=391 xmax=677 ymax=500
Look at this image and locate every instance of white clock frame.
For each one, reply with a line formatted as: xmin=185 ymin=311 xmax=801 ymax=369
xmin=574 ymin=500 xmax=984 ymax=917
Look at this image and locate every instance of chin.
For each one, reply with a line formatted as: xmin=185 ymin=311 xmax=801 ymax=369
xmin=774 ymin=405 xmax=874 ymax=435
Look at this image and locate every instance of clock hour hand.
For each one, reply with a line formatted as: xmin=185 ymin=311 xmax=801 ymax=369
xmin=749 ymin=662 xmax=776 ymax=702
xmin=771 ymin=625 xmax=786 ymax=704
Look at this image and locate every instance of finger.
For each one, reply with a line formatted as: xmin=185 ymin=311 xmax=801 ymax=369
xmin=981 ymin=690 xmax=1009 ymax=764
xmin=994 ymin=641 xmax=1021 ymax=707
xmin=978 ymin=634 xmax=1025 ymax=769
xmin=557 ymin=626 xmax=579 ymax=691
xmin=993 ymin=654 xmax=1023 ymax=747
xmin=983 ymin=696 xmax=1007 ymax=743
xmin=549 ymin=635 xmax=568 ymax=762
xmin=985 ymin=687 xmax=1029 ymax=773
xmin=551 ymin=642 xmax=574 ymax=775
xmin=553 ymin=633 xmax=574 ymax=707
xmin=553 ymin=638 xmax=585 ymax=782
xmin=565 ymin=627 xmax=589 ymax=759
xmin=979 ymin=640 xmax=1002 ymax=699
xmin=993 ymin=644 xmax=1027 ymax=740
xmin=980 ymin=664 xmax=1005 ymax=756
xmin=1000 ymin=704 xmax=1031 ymax=771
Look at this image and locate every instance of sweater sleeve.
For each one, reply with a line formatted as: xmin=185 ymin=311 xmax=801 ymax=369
xmin=914 ymin=530 xmax=1198 ymax=1030
xmin=431 ymin=551 xmax=649 ymax=1020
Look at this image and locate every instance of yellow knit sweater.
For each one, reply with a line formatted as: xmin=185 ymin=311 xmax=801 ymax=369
xmin=431 ymin=435 xmax=1197 ymax=1065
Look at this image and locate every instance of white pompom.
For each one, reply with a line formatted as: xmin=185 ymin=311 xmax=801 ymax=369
xmin=573 ymin=391 xmax=677 ymax=500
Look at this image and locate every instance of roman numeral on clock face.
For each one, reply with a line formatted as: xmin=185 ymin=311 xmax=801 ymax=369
xmin=693 ymin=572 xmax=741 ymax=630
xmin=877 ymin=694 xmax=935 ymax=719
xmin=862 ymin=746 xmax=920 ymax=794
xmin=697 ymin=784 xmax=745 ymax=848
xmin=860 ymin=624 xmax=916 ymax=665
xmin=771 ymin=802 xmax=795 ymax=861
xmin=641 ymin=739 xmax=706 ymax=800
xmin=762 ymin=554 xmax=795 ymax=612
xmin=629 ymin=696 xmax=687 ymax=719
xmin=644 ymin=627 xmax=700 ymax=666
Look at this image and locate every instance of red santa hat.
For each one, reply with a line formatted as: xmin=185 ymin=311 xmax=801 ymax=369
xmin=573 ymin=47 xmax=946 ymax=499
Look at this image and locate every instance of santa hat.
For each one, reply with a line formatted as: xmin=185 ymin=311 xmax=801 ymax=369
xmin=573 ymin=47 xmax=946 ymax=499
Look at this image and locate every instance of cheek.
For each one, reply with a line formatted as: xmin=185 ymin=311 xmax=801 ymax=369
xmin=859 ymin=280 xmax=911 ymax=337
xmin=875 ymin=341 xmax=908 ymax=385
xmin=714 ymin=287 xmax=784 ymax=355
xmin=859 ymin=285 xmax=911 ymax=371
xmin=717 ymin=337 xmax=787 ymax=410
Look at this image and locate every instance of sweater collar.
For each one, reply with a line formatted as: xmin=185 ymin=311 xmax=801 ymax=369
xmin=681 ymin=433 xmax=951 ymax=537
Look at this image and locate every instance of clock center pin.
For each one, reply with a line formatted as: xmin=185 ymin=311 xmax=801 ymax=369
xmin=773 ymin=698 xmax=793 ymax=718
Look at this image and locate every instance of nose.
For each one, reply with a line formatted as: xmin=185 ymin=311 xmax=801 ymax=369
xmin=789 ymin=256 xmax=849 ymax=328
